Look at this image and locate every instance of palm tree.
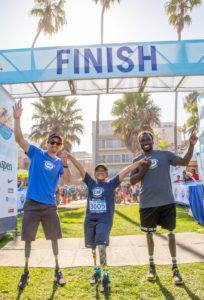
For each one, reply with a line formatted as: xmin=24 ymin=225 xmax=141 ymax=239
xmin=183 ymin=91 xmax=200 ymax=134
xmin=180 ymin=123 xmax=187 ymax=141
xmin=154 ymin=132 xmax=172 ymax=150
xmin=156 ymin=139 xmax=172 ymax=150
xmin=111 ymin=93 xmax=160 ymax=154
xmin=93 ymin=0 xmax=121 ymax=43
xmin=29 ymin=96 xmax=84 ymax=151
xmin=166 ymin=0 xmax=200 ymax=40
xmin=92 ymin=0 xmax=121 ymax=165
xmin=177 ymin=124 xmax=189 ymax=152
xmin=30 ymin=0 xmax=67 ymax=48
xmin=165 ymin=0 xmax=201 ymax=154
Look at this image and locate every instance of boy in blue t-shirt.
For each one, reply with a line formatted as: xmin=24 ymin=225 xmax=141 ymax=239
xmin=67 ymin=153 xmax=148 ymax=293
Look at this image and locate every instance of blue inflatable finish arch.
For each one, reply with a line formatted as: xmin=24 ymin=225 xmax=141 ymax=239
xmin=0 ymin=39 xmax=204 ymax=98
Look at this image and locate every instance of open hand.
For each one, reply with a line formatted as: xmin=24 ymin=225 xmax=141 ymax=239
xmin=13 ymin=103 xmax=22 ymax=119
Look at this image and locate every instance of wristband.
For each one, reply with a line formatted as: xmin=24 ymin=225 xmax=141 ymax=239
xmin=63 ymin=165 xmax=68 ymax=168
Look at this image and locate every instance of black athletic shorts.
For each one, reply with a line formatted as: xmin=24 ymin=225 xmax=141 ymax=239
xmin=84 ymin=220 xmax=112 ymax=248
xmin=22 ymin=199 xmax=62 ymax=241
xmin=139 ymin=203 xmax=176 ymax=232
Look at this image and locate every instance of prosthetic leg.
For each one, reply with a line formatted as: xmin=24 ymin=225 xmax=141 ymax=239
xmin=146 ymin=232 xmax=156 ymax=280
xmin=18 ymin=241 xmax=31 ymax=289
xmin=98 ymin=245 xmax=110 ymax=293
xmin=168 ymin=232 xmax=183 ymax=284
xmin=90 ymin=245 xmax=110 ymax=293
xmin=52 ymin=240 xmax=66 ymax=286
xmin=90 ymin=247 xmax=101 ymax=285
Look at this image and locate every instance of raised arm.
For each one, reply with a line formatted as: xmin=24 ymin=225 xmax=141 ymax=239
xmin=176 ymin=131 xmax=198 ymax=166
xmin=67 ymin=153 xmax=86 ymax=180
xmin=119 ymin=158 xmax=151 ymax=182
xmin=13 ymin=103 xmax=29 ymax=152
xmin=130 ymin=159 xmax=152 ymax=185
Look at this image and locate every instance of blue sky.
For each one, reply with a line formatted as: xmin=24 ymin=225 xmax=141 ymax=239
xmin=1 ymin=0 xmax=204 ymax=152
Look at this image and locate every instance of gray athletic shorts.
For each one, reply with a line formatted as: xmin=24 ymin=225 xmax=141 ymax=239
xmin=21 ymin=199 xmax=62 ymax=241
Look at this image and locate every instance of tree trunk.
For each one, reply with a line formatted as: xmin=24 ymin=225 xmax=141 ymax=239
xmin=32 ymin=27 xmax=42 ymax=48
xmin=95 ymin=0 xmax=107 ymax=165
xmin=95 ymin=95 xmax=100 ymax=165
xmin=174 ymin=30 xmax=181 ymax=154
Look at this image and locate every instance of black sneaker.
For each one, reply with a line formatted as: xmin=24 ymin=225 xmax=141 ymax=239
xmin=172 ymin=267 xmax=184 ymax=285
xmin=54 ymin=270 xmax=66 ymax=286
xmin=100 ymin=275 xmax=110 ymax=293
xmin=17 ymin=272 xmax=29 ymax=289
xmin=90 ymin=271 xmax=101 ymax=285
xmin=147 ymin=265 xmax=156 ymax=281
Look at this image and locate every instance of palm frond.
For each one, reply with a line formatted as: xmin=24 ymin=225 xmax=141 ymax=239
xmin=111 ymin=93 xmax=160 ymax=154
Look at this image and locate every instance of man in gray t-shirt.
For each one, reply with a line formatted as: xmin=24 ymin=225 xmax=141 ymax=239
xmin=130 ymin=130 xmax=197 ymax=285
xmin=133 ymin=150 xmax=179 ymax=208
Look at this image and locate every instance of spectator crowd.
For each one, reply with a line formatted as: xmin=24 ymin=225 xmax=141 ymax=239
xmin=174 ymin=169 xmax=199 ymax=183
xmin=55 ymin=185 xmax=88 ymax=205
xmin=55 ymin=182 xmax=141 ymax=205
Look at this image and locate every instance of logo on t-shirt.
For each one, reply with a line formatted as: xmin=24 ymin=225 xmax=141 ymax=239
xmin=92 ymin=187 xmax=104 ymax=198
xmin=44 ymin=160 xmax=54 ymax=170
xmin=149 ymin=158 xmax=158 ymax=169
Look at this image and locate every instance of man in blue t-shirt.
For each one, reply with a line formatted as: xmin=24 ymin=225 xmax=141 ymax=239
xmin=67 ymin=153 xmax=148 ymax=293
xmin=13 ymin=102 xmax=71 ymax=289
xmin=130 ymin=130 xmax=197 ymax=285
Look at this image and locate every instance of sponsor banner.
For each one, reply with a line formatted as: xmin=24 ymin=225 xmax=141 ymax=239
xmin=172 ymin=182 xmax=203 ymax=206
xmin=0 ymin=86 xmax=17 ymax=234
xmin=0 ymin=216 xmax=17 ymax=234
xmin=172 ymin=183 xmax=189 ymax=205
xmin=1 ymin=40 xmax=204 ymax=84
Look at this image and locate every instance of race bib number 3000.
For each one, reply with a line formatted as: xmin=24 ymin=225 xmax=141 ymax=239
xmin=89 ymin=199 xmax=107 ymax=213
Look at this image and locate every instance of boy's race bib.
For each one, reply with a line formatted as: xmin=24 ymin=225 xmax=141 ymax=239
xmin=89 ymin=199 xmax=107 ymax=213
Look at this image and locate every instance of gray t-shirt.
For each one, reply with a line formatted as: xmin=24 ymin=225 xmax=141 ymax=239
xmin=130 ymin=150 xmax=180 ymax=208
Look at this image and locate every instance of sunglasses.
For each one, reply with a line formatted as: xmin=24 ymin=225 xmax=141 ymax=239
xmin=49 ymin=140 xmax=62 ymax=146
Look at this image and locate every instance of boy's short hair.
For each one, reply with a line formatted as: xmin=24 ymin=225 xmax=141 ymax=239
xmin=95 ymin=163 xmax=108 ymax=172
xmin=138 ymin=131 xmax=154 ymax=143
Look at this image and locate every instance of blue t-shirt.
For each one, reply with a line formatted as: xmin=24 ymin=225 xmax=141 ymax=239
xmin=83 ymin=172 xmax=120 ymax=223
xmin=25 ymin=145 xmax=64 ymax=204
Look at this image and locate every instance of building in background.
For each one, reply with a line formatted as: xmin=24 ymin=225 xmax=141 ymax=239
xmin=69 ymin=151 xmax=93 ymax=185
xmin=92 ymin=120 xmax=182 ymax=177
xmin=92 ymin=120 xmax=133 ymax=178
xmin=153 ymin=122 xmax=181 ymax=152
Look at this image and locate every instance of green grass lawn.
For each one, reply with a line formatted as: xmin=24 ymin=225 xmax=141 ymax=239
xmin=0 ymin=205 xmax=204 ymax=299
xmin=0 ymin=204 xmax=204 ymax=248
xmin=0 ymin=263 xmax=203 ymax=299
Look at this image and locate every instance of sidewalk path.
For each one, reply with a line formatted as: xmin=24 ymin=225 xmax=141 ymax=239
xmin=0 ymin=233 xmax=204 ymax=268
